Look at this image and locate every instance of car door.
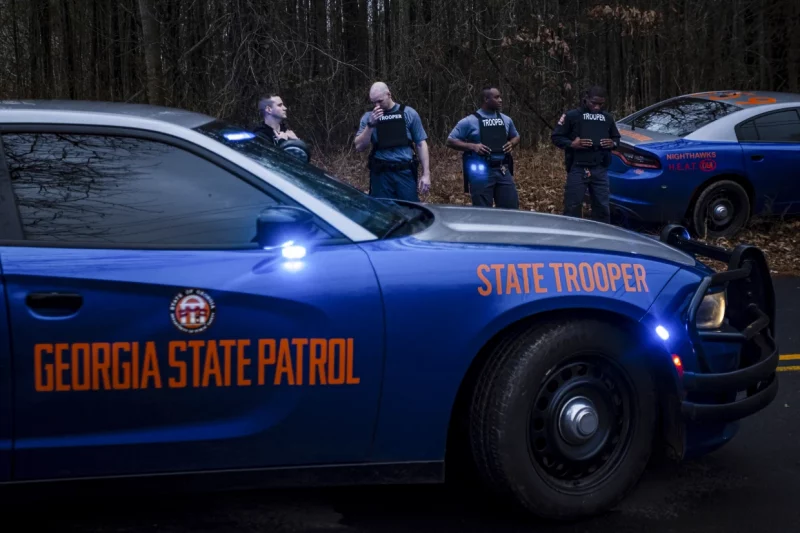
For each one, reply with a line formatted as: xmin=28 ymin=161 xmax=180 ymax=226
xmin=0 ymin=127 xmax=385 ymax=481
xmin=736 ymin=107 xmax=800 ymax=214
xmin=0 ymin=258 xmax=10 ymax=483
xmin=0 ymin=144 xmax=14 ymax=482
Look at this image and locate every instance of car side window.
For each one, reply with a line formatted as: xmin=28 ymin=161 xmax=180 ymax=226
xmin=736 ymin=109 xmax=800 ymax=143
xmin=2 ymin=132 xmax=293 ymax=246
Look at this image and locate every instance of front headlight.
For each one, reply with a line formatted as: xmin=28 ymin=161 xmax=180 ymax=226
xmin=696 ymin=290 xmax=726 ymax=329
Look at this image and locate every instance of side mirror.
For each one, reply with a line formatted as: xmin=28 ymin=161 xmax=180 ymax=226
xmin=256 ymin=205 xmax=315 ymax=250
xmin=278 ymin=139 xmax=311 ymax=164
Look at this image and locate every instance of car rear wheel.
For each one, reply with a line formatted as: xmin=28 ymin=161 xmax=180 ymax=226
xmin=690 ymin=180 xmax=750 ymax=239
xmin=469 ymin=319 xmax=656 ymax=520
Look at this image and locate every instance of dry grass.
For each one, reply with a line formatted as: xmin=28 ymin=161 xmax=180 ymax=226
xmin=310 ymin=144 xmax=800 ymax=276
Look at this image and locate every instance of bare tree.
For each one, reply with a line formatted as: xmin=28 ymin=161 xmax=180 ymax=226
xmin=0 ymin=0 xmax=795 ymax=149
xmin=138 ymin=0 xmax=164 ymax=106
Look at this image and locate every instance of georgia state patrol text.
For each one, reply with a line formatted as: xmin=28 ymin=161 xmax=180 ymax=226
xmin=33 ymin=337 xmax=360 ymax=392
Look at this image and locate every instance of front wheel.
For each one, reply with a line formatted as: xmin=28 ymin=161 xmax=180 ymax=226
xmin=469 ymin=319 xmax=656 ymax=520
xmin=690 ymin=180 xmax=750 ymax=239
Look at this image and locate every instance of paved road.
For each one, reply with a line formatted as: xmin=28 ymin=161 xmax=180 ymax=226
xmin=12 ymin=277 xmax=800 ymax=533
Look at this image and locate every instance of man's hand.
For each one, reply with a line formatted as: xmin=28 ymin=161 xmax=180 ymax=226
xmin=571 ymin=137 xmax=593 ymax=149
xmin=368 ymin=104 xmax=384 ymax=127
xmin=472 ymin=143 xmax=491 ymax=156
xmin=600 ymin=138 xmax=614 ymax=149
xmin=503 ymin=141 xmax=515 ymax=154
xmin=277 ymin=130 xmax=299 ymax=141
xmin=418 ymin=173 xmax=431 ymax=195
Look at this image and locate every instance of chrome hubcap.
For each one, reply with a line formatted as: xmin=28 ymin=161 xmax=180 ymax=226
xmin=713 ymin=204 xmax=729 ymax=221
xmin=558 ymin=396 xmax=599 ymax=445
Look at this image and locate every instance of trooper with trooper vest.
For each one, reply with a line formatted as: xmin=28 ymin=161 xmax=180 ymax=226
xmin=353 ymin=82 xmax=431 ymax=201
xmin=551 ymin=85 xmax=621 ymax=223
xmin=446 ymin=86 xmax=520 ymax=209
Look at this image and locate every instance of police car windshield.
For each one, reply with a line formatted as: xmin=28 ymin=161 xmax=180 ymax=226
xmin=622 ymin=97 xmax=741 ymax=137
xmin=194 ymin=120 xmax=407 ymax=238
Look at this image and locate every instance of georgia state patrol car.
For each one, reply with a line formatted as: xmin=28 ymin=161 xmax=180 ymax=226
xmin=0 ymin=100 xmax=779 ymax=520
xmin=609 ymin=90 xmax=800 ymax=238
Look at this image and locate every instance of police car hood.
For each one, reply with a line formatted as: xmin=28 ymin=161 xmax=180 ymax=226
xmin=414 ymin=204 xmax=696 ymax=266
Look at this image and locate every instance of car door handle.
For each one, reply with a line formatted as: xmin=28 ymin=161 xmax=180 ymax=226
xmin=751 ymin=154 xmax=764 ymax=161
xmin=26 ymin=292 xmax=84 ymax=312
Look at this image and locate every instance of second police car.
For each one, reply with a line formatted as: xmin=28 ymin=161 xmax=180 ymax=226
xmin=0 ymin=100 xmax=780 ymax=520
xmin=609 ymin=90 xmax=800 ymax=238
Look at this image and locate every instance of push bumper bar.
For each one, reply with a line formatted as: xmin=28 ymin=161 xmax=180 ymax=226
xmin=660 ymin=225 xmax=779 ymax=424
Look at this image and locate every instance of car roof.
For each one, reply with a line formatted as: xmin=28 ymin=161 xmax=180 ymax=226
xmin=686 ymin=98 xmax=800 ymax=142
xmin=0 ymin=99 xmax=216 ymax=129
xmin=684 ymin=90 xmax=800 ymax=106
xmin=618 ymin=91 xmax=800 ymax=143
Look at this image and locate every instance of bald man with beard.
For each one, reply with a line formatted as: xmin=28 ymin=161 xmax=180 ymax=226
xmin=354 ymin=82 xmax=431 ymax=201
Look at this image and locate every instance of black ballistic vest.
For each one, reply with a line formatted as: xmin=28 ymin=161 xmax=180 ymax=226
xmin=574 ymin=111 xmax=609 ymax=166
xmin=462 ymin=111 xmax=514 ymax=192
xmin=474 ymin=111 xmax=508 ymax=162
xmin=375 ymin=104 xmax=409 ymax=149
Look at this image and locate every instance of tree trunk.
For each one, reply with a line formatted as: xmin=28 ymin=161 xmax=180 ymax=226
xmin=138 ymin=0 xmax=164 ymax=105
xmin=11 ymin=0 xmax=22 ymax=95
xmin=789 ymin=0 xmax=799 ymax=92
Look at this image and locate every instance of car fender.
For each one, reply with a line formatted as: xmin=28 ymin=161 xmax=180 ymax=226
xmin=464 ymin=289 xmax=668 ymax=360
xmin=360 ymin=237 xmax=687 ymax=463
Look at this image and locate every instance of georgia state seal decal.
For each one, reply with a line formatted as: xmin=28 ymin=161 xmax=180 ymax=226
xmin=170 ymin=289 xmax=216 ymax=334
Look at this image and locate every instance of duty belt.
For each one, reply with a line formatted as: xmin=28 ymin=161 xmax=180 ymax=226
xmin=573 ymin=148 xmax=605 ymax=167
xmin=371 ymin=159 xmax=415 ymax=172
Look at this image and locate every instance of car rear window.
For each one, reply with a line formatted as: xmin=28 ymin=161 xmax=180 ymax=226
xmin=624 ymin=97 xmax=742 ymax=137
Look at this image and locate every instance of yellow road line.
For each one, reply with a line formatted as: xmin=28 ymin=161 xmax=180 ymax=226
xmin=779 ymin=355 xmax=800 ymax=371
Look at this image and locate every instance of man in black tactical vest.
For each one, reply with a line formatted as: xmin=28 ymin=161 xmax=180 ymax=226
xmin=446 ymin=86 xmax=521 ymax=208
xmin=354 ymin=82 xmax=431 ymax=201
xmin=551 ymin=86 xmax=621 ymax=223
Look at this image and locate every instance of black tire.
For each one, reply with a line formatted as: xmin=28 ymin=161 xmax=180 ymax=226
xmin=469 ymin=319 xmax=656 ymax=520
xmin=690 ymin=180 xmax=750 ymax=239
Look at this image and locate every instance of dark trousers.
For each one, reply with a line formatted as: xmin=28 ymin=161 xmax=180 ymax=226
xmin=563 ymin=165 xmax=610 ymax=223
xmin=469 ymin=166 xmax=519 ymax=209
xmin=369 ymin=168 xmax=419 ymax=202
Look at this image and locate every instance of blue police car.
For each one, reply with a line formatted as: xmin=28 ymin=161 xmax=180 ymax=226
xmin=0 ymin=100 xmax=779 ymax=520
xmin=609 ymin=90 xmax=800 ymax=238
